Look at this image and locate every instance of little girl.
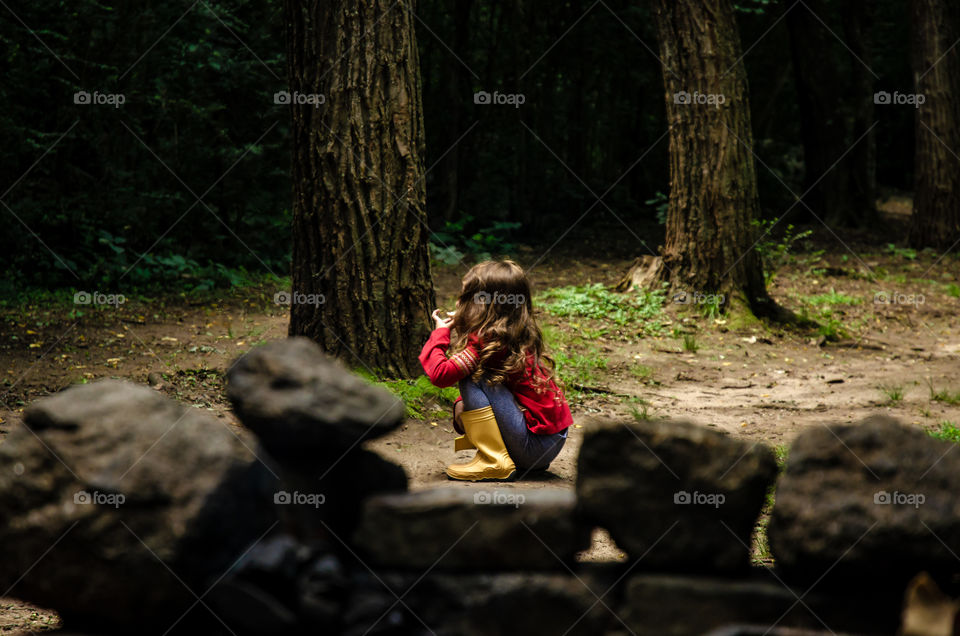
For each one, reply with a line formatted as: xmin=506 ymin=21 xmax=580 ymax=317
xmin=419 ymin=260 xmax=572 ymax=481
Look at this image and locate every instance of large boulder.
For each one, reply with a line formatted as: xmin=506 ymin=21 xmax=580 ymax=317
xmin=576 ymin=418 xmax=777 ymax=572
xmin=0 ymin=380 xmax=278 ymax=632
xmin=225 ymin=337 xmax=405 ymax=459
xmin=769 ymin=415 xmax=960 ymax=589
xmin=353 ymin=488 xmax=589 ymax=570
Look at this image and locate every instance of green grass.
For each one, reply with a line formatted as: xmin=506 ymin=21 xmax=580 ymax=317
xmin=357 ymin=372 xmax=459 ymax=419
xmin=928 ymin=421 xmax=960 ymax=444
xmin=553 ymin=346 xmax=608 ymax=388
xmin=878 ymin=384 xmax=904 ymax=405
xmin=630 ymin=398 xmax=653 ymax=421
xmin=537 ymin=283 xmax=665 ymax=333
xmin=886 ymin=243 xmax=917 ymax=261
xmin=927 ymin=380 xmax=960 ymax=405
xmin=773 ymin=444 xmax=789 ymax=469
xmin=682 ymin=334 xmax=699 ymax=353
xmin=630 ymin=364 xmax=655 ymax=383
xmin=801 ymin=288 xmax=862 ymax=307
xmin=946 ymin=283 xmax=960 ymax=298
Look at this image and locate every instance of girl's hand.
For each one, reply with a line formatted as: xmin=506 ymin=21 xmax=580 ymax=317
xmin=431 ymin=308 xmax=454 ymax=329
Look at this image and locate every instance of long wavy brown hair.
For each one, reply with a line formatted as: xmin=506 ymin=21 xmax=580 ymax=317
xmin=449 ymin=260 xmax=556 ymax=387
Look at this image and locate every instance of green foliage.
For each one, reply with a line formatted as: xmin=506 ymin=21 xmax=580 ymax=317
xmin=682 ymin=334 xmax=699 ymax=353
xmin=885 ymin=243 xmax=917 ymax=261
xmin=928 ymin=421 xmax=960 ymax=444
xmin=2 ymin=0 xmax=289 ymax=293
xmin=630 ymin=398 xmax=653 ymax=421
xmin=430 ymin=215 xmax=522 ymax=264
xmin=645 ymin=191 xmax=669 ymax=225
xmin=552 ymin=347 xmax=608 ymax=388
xmin=537 ymin=283 xmax=665 ymax=332
xmin=358 ymin=372 xmax=459 ymax=419
xmin=802 ymin=289 xmax=862 ymax=307
xmin=735 ymin=0 xmax=775 ymax=14
xmin=946 ymin=283 xmax=960 ymax=298
xmin=878 ymin=384 xmax=904 ymax=405
xmin=751 ymin=220 xmax=813 ymax=284
xmin=927 ymin=380 xmax=960 ymax=405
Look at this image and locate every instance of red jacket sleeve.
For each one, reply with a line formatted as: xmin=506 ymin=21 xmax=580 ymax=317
xmin=419 ymin=328 xmax=479 ymax=388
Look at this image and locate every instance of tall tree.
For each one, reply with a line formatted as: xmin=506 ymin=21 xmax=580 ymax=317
xmin=910 ymin=0 xmax=960 ymax=249
xmin=621 ymin=0 xmax=781 ymax=318
xmin=786 ymin=0 xmax=877 ymax=227
xmin=284 ymin=0 xmax=435 ymax=376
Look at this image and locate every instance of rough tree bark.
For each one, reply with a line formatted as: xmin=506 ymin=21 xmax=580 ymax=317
xmin=284 ymin=0 xmax=435 ymax=377
xmin=786 ymin=0 xmax=877 ymax=227
xmin=910 ymin=0 xmax=960 ymax=249
xmin=623 ymin=0 xmax=781 ymax=319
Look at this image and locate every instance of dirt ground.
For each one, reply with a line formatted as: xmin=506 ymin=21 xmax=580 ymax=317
xmin=2 ymin=201 xmax=959 ymax=631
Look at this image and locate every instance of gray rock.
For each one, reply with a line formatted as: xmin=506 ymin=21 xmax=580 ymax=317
xmin=576 ymin=418 xmax=777 ymax=572
xmin=0 ymin=380 xmax=278 ymax=632
xmin=225 ymin=337 xmax=405 ymax=459
xmin=343 ymin=569 xmax=613 ymax=636
xmin=769 ymin=415 xmax=960 ymax=589
xmin=353 ymin=488 xmax=589 ymax=570
xmin=620 ymin=572 xmax=899 ymax=635
xmin=273 ymin=448 xmax=408 ymax=545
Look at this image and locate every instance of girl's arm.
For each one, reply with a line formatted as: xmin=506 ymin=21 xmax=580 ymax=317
xmin=418 ymin=327 xmax=479 ymax=388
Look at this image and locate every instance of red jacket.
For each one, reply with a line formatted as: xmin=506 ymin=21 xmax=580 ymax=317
xmin=418 ymin=327 xmax=573 ymax=435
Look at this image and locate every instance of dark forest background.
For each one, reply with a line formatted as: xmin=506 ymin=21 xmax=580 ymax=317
xmin=0 ymin=0 xmax=917 ymax=295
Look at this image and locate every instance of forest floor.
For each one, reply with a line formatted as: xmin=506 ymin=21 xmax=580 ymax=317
xmin=3 ymin=196 xmax=960 ymax=631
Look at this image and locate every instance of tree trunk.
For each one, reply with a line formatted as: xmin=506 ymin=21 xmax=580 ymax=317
xmin=786 ymin=0 xmax=876 ymax=227
xmin=285 ymin=0 xmax=435 ymax=377
xmin=645 ymin=0 xmax=779 ymax=318
xmin=910 ymin=0 xmax=960 ymax=249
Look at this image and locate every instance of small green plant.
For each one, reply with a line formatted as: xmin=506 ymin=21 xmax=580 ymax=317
xmin=752 ymin=220 xmax=813 ymax=284
xmin=885 ymin=243 xmax=917 ymax=261
xmin=928 ymin=421 xmax=960 ymax=444
xmin=773 ymin=444 xmax=789 ymax=469
xmin=879 ymin=384 xmax=904 ymax=405
xmin=682 ymin=334 xmax=699 ymax=353
xmin=538 ymin=283 xmax=666 ymax=333
xmin=630 ymin=399 xmax=653 ymax=421
xmin=630 ymin=364 xmax=655 ymax=383
xmin=646 ymin=191 xmax=669 ymax=225
xmin=927 ymin=379 xmax=960 ymax=405
xmin=946 ymin=283 xmax=960 ymax=298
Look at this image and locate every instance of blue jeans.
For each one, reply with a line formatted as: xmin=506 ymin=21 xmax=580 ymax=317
xmin=459 ymin=379 xmax=567 ymax=471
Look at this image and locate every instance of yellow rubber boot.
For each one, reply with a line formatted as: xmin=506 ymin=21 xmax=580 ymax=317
xmin=454 ymin=435 xmax=475 ymax=451
xmin=446 ymin=406 xmax=516 ymax=482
